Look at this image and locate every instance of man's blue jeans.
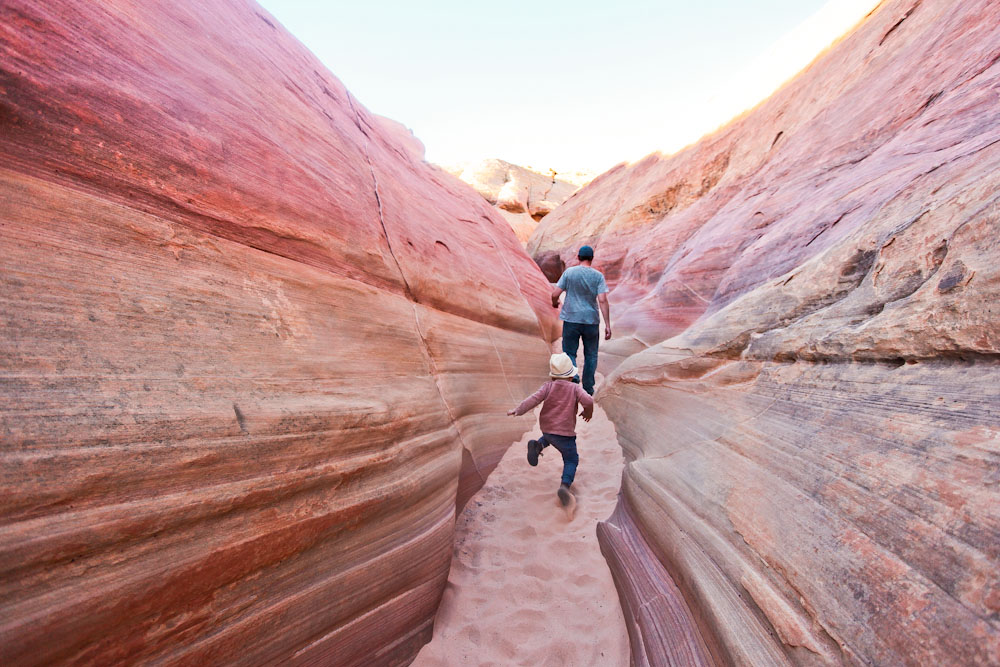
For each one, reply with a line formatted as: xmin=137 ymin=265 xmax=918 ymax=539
xmin=538 ymin=433 xmax=579 ymax=486
xmin=562 ymin=320 xmax=600 ymax=395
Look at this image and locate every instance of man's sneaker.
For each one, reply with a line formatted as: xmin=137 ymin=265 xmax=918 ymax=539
xmin=558 ymin=483 xmax=573 ymax=506
xmin=527 ymin=440 xmax=543 ymax=466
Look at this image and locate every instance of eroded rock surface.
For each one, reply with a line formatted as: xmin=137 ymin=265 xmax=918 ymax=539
xmin=532 ymin=0 xmax=1000 ymax=664
xmin=446 ymin=159 xmax=587 ymax=243
xmin=0 ymin=1 xmax=557 ymax=664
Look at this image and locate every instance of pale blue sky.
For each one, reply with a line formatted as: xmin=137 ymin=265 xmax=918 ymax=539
xmin=258 ymin=1 xmax=875 ymax=172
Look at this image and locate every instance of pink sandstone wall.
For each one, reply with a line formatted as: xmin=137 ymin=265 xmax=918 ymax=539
xmin=0 ymin=1 xmax=558 ymax=664
xmin=532 ymin=0 xmax=1000 ymax=664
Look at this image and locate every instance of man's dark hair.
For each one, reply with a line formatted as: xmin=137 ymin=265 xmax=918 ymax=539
xmin=578 ymin=245 xmax=594 ymax=260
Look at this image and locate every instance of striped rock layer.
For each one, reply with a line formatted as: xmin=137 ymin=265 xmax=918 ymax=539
xmin=0 ymin=1 xmax=557 ymax=664
xmin=531 ymin=0 xmax=1000 ymax=664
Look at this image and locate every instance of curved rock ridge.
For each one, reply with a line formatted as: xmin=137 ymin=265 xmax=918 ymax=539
xmin=445 ymin=159 xmax=588 ymax=243
xmin=0 ymin=1 xmax=558 ymax=665
xmin=532 ymin=0 xmax=1000 ymax=664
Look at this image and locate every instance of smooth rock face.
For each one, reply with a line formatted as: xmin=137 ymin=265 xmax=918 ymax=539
xmin=532 ymin=0 xmax=1000 ymax=664
xmin=447 ymin=159 xmax=585 ymax=243
xmin=0 ymin=1 xmax=557 ymax=665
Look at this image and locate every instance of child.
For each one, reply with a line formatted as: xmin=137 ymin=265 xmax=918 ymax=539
xmin=507 ymin=352 xmax=594 ymax=506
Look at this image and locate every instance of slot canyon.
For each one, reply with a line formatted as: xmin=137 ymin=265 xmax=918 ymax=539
xmin=1 ymin=0 xmax=998 ymax=666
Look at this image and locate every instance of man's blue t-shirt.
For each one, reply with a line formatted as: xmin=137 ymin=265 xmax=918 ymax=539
xmin=557 ymin=265 xmax=608 ymax=325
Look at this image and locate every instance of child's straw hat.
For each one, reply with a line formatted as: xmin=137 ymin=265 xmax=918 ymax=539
xmin=549 ymin=353 xmax=577 ymax=378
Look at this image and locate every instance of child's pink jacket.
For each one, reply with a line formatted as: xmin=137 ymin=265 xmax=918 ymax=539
xmin=512 ymin=380 xmax=594 ymax=436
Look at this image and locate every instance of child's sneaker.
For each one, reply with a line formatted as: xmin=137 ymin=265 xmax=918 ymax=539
xmin=557 ymin=483 xmax=573 ymax=506
xmin=527 ymin=439 xmax=543 ymax=466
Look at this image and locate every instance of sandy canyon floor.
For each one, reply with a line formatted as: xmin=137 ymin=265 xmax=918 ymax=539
xmin=413 ymin=403 xmax=630 ymax=666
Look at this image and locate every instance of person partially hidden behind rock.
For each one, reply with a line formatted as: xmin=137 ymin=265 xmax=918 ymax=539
xmin=507 ymin=353 xmax=594 ymax=509
xmin=550 ymin=244 xmax=611 ymax=395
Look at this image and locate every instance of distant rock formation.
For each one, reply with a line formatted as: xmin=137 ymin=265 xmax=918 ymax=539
xmin=532 ymin=0 xmax=1000 ymax=664
xmin=445 ymin=159 xmax=591 ymax=243
xmin=0 ymin=2 xmax=558 ymax=665
xmin=533 ymin=250 xmax=567 ymax=284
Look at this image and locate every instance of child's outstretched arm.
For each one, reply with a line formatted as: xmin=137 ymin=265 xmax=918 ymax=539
xmin=507 ymin=384 xmax=549 ymax=416
xmin=578 ymin=387 xmax=595 ymax=421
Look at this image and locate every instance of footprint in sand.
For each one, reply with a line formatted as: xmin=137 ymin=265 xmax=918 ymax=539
xmin=522 ymin=562 xmax=554 ymax=579
xmin=510 ymin=608 xmax=546 ymax=626
xmin=512 ymin=524 xmax=537 ymax=539
xmin=529 ymin=486 xmax=554 ymax=500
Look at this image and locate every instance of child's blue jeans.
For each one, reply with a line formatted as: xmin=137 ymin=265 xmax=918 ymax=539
xmin=539 ymin=433 xmax=579 ymax=485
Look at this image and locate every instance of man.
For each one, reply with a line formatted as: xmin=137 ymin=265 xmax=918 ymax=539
xmin=550 ymin=245 xmax=611 ymax=395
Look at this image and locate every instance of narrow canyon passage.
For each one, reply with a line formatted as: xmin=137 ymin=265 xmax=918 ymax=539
xmin=5 ymin=0 xmax=999 ymax=664
xmin=413 ymin=404 xmax=630 ymax=666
